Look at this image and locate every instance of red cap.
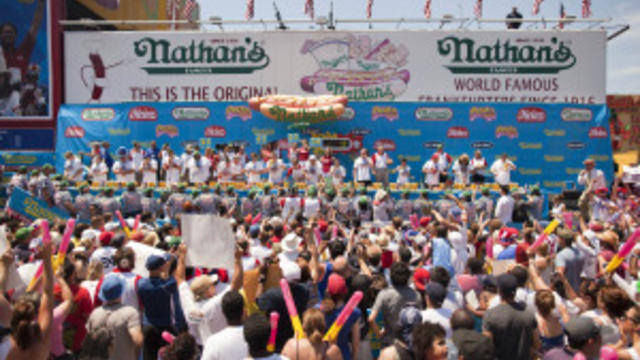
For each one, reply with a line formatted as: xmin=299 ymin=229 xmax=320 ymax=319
xmin=327 ymin=273 xmax=347 ymax=296
xmin=244 ymin=214 xmax=253 ymax=225
xmin=413 ymin=268 xmax=430 ymax=291
xmin=431 ymin=154 xmax=439 ymax=161
xmin=317 ymin=220 xmax=328 ymax=233
xmin=420 ymin=216 xmax=432 ymax=227
xmin=99 ymin=231 xmax=114 ymax=246
xmin=499 ymin=227 xmax=519 ymax=240
xmin=589 ymin=223 xmax=604 ymax=232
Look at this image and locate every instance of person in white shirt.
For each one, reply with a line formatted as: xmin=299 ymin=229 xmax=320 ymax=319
xmin=490 ymin=153 xmax=516 ymax=185
xmin=353 ymin=148 xmax=373 ymax=186
xmin=495 ymin=185 xmax=515 ymax=225
xmin=230 ymin=155 xmax=244 ymax=181
xmin=89 ymin=153 xmax=108 ymax=185
xmin=432 ymin=145 xmax=452 ymax=183
xmin=329 ymin=157 xmax=346 ymax=186
xmin=187 ymin=151 xmax=211 ymax=184
xmin=201 ymin=291 xmax=249 ymax=360
xmin=421 ymin=283 xmax=453 ymax=338
xmin=63 ymin=151 xmax=84 ymax=182
xmin=452 ymin=154 xmax=471 ymax=186
xmin=470 ymin=150 xmax=488 ymax=183
xmin=245 ymin=152 xmax=264 ymax=184
xmin=163 ymin=148 xmax=182 ymax=185
xmin=217 ymin=156 xmax=233 ymax=183
xmin=181 ymin=145 xmax=195 ymax=178
xmin=578 ymin=158 xmax=607 ymax=190
xmin=130 ymin=142 xmax=144 ymax=170
xmin=392 ymin=157 xmax=411 ymax=186
xmin=138 ymin=152 xmax=157 ymax=185
xmin=265 ymin=153 xmax=286 ymax=185
xmin=287 ymin=157 xmax=306 ymax=183
xmin=422 ymin=155 xmax=440 ymax=188
xmin=112 ymin=147 xmax=135 ymax=184
xmin=304 ymin=155 xmax=323 ymax=185
xmin=372 ymin=144 xmax=393 ymax=187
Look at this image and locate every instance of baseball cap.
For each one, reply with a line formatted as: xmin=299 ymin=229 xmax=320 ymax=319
xmin=452 ymin=329 xmax=495 ymax=360
xmin=413 ymin=268 xmax=430 ymax=291
xmin=99 ymin=274 xmax=125 ymax=302
xmin=116 ymin=146 xmax=128 ymax=157
xmin=327 ymin=273 xmax=347 ymax=296
xmin=425 ymin=283 xmax=447 ymax=306
xmin=249 ymin=224 xmax=261 ymax=238
xmin=564 ymin=316 xmax=600 ymax=344
xmin=595 ymin=187 xmax=609 ymax=194
xmin=99 ymin=231 xmax=114 ymax=246
xmin=497 ymin=273 xmax=518 ymax=297
xmin=15 ymin=227 xmax=33 ymax=242
xmin=190 ymin=274 xmax=219 ymax=301
xmin=419 ymin=216 xmax=432 ymax=227
xmin=146 ymin=253 xmax=170 ymax=271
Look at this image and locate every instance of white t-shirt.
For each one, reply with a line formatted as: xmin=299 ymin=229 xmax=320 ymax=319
xmin=495 ymin=194 xmax=515 ymax=224
xmin=188 ymin=157 xmax=211 ymax=184
xmin=303 ymin=197 xmax=321 ymax=218
xmin=372 ymin=152 xmax=390 ymax=169
xmin=178 ymin=282 xmax=230 ymax=345
xmin=113 ymin=159 xmax=135 ymax=183
xmin=471 ymin=157 xmax=487 ymax=172
xmin=138 ymin=160 xmax=158 ymax=184
xmin=330 ymin=165 xmax=346 ymax=185
xmin=490 ymin=159 xmax=516 ymax=185
xmin=452 ymin=160 xmax=470 ymax=185
xmin=90 ymin=160 xmax=108 ymax=185
xmin=395 ymin=165 xmax=411 ymax=185
xmin=90 ymin=246 xmax=116 ymax=273
xmin=305 ymin=161 xmax=323 ymax=185
xmin=245 ymin=161 xmax=264 ymax=184
xmin=353 ymin=156 xmax=372 ymax=181
xmin=181 ymin=153 xmax=194 ymax=175
xmin=421 ymin=308 xmax=453 ymax=338
xmin=130 ymin=149 xmax=144 ymax=169
xmin=266 ymin=159 xmax=285 ymax=184
xmin=201 ymin=326 xmax=248 ymax=360
xmin=163 ymin=155 xmax=182 ymax=185
xmin=577 ymin=168 xmax=607 ymax=189
xmin=422 ymin=160 xmax=439 ymax=186
xmin=64 ymin=157 xmax=84 ymax=182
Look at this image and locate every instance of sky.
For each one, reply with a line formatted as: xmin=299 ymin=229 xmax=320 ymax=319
xmin=198 ymin=0 xmax=640 ymax=94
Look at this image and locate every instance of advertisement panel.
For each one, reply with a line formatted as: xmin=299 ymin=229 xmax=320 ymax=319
xmin=0 ymin=0 xmax=52 ymax=119
xmin=64 ymin=30 xmax=606 ymax=104
xmin=607 ymin=95 xmax=640 ymax=152
xmin=56 ymin=102 xmax=612 ymax=190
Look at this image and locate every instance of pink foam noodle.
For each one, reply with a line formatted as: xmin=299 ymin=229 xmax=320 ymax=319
xmin=331 ymin=225 xmax=338 ymax=240
xmin=161 ymin=331 xmax=175 ymax=344
xmin=133 ymin=214 xmax=141 ymax=232
xmin=28 ymin=219 xmax=74 ymax=292
xmin=410 ymin=214 xmax=419 ymax=230
xmin=486 ymin=236 xmax=494 ymax=259
xmin=58 ymin=219 xmax=76 ymax=256
xmin=252 ymin=213 xmax=262 ymax=225
xmin=573 ymin=353 xmax=587 ymax=360
xmin=323 ymin=291 xmax=364 ymax=341
xmin=600 ymin=346 xmax=618 ymax=360
xmin=267 ymin=312 xmax=279 ymax=352
xmin=41 ymin=220 xmax=50 ymax=245
xmin=279 ymin=279 xmax=305 ymax=338
xmin=115 ymin=210 xmax=131 ymax=237
xmin=528 ymin=233 xmax=548 ymax=254
xmin=617 ymin=227 xmax=640 ymax=259
xmin=563 ymin=212 xmax=573 ymax=230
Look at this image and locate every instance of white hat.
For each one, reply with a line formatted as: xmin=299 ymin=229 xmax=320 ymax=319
xmin=414 ymin=234 xmax=427 ymax=246
xmin=81 ymin=229 xmax=99 ymax=242
xmin=374 ymin=189 xmax=388 ymax=203
xmin=281 ymin=232 xmax=301 ymax=254
xmin=104 ymin=222 xmax=120 ymax=232
xmin=281 ymin=261 xmax=301 ymax=282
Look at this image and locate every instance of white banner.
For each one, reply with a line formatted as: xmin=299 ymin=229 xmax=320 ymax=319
xmin=181 ymin=215 xmax=235 ymax=270
xmin=64 ymin=30 xmax=606 ymax=104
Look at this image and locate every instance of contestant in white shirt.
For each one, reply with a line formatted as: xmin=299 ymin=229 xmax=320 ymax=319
xmin=265 ymin=153 xmax=286 ymax=185
xmin=89 ymin=153 xmax=108 ymax=185
xmin=392 ymin=157 xmax=411 ymax=185
xmin=329 ymin=157 xmax=346 ymax=186
xmin=245 ymin=152 xmax=264 ymax=184
xmin=490 ymin=153 xmax=516 ymax=186
xmin=163 ymin=148 xmax=182 ymax=185
xmin=138 ymin=153 xmax=158 ymax=185
xmin=63 ymin=151 xmax=84 ymax=183
xmin=495 ymin=185 xmax=515 ymax=225
xmin=187 ymin=151 xmax=211 ymax=184
xmin=470 ymin=150 xmax=488 ymax=183
xmin=112 ymin=147 xmax=135 ymax=184
xmin=422 ymin=155 xmax=440 ymax=188
xmin=353 ymin=148 xmax=373 ymax=186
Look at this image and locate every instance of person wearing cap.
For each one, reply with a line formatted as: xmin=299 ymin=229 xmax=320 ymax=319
xmin=201 ymin=291 xmax=249 ymax=360
xmin=297 ymin=138 xmax=311 ymax=163
xmin=590 ymin=186 xmax=618 ymax=223
xmin=392 ymin=157 xmax=411 ymax=186
xmin=471 ymin=149 xmax=489 ymax=184
xmin=121 ymin=182 xmax=143 ymax=218
xmin=53 ymin=180 xmax=75 ymax=214
xmin=450 ymin=309 xmax=494 ymax=360
xmin=355 ymin=194 xmax=373 ymax=222
xmin=75 ymin=183 xmax=96 ymax=223
xmin=495 ymin=185 xmax=515 ymax=225
xmin=323 ymin=273 xmax=362 ymax=360
xmin=302 ymin=186 xmax=322 ymax=219
xmin=578 ymin=158 xmax=607 ymax=190
xmin=113 ymin=147 xmax=135 ymax=184
xmin=141 ymin=188 xmax=161 ymax=217
xmin=89 ymin=152 xmax=109 ymax=186
xmin=241 ymin=187 xmax=261 ymax=217
xmin=490 ymin=153 xmax=516 ymax=186
xmin=194 ymin=185 xmax=221 ymax=215
xmin=138 ymin=151 xmax=158 ymax=185
xmin=27 ymin=168 xmax=41 ymax=197
xmin=162 ymin=148 xmax=182 ymax=186
xmin=8 ymin=164 xmax=29 ymax=197
xmin=482 ymin=273 xmax=538 ymax=360
xmin=421 ymin=283 xmax=453 ymax=338
xmin=64 ymin=151 xmax=84 ymax=183
xmin=543 ymin=316 xmax=602 ymax=360
xmin=281 ymin=186 xmax=303 ymax=221
xmin=373 ymin=189 xmax=393 ymax=222
xmin=165 ymin=183 xmax=190 ymax=219
xmin=395 ymin=190 xmax=414 ymax=219
xmin=98 ymin=186 xmax=121 ymax=216
xmin=86 ymin=274 xmax=144 ymax=360
xmin=90 ymin=231 xmax=117 ymax=273
xmin=186 ymin=151 xmax=211 ymax=185
xmin=245 ymin=152 xmax=264 ymax=185
xmin=265 ymin=151 xmax=286 ymax=185
xmin=353 ymin=148 xmax=374 ymax=187
xmin=304 ymin=154 xmax=323 ymax=185
xmin=422 ymin=153 xmax=440 ymax=188
xmin=555 ymin=229 xmax=585 ymax=293
xmin=452 ymin=153 xmax=472 ymax=186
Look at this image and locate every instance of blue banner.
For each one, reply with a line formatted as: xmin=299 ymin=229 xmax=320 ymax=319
xmin=1 ymin=151 xmax=55 ymax=171
xmin=56 ymin=102 xmax=612 ymax=190
xmin=7 ymin=187 xmax=69 ymax=223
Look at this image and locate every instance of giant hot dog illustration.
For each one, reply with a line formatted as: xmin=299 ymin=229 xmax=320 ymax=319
xmin=249 ymin=94 xmax=348 ymax=123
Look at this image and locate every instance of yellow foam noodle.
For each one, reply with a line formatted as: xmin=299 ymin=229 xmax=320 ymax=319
xmin=323 ymin=323 xmax=341 ymax=342
xmin=544 ymin=219 xmax=561 ymax=235
xmin=606 ymin=255 xmax=624 ymax=273
xmin=292 ymin=315 xmax=305 ymax=339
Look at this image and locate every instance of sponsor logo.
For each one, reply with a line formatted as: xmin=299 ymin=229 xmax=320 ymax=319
xmin=469 ymin=106 xmax=497 ymax=121
xmin=1 ymin=155 xmax=37 ymax=165
xmin=398 ymin=155 xmax=421 ymax=162
xmin=156 ymin=125 xmax=179 ymax=138
xmin=518 ymin=168 xmax=542 ymax=175
xmin=81 ymin=108 xmax=115 ymax=121
xmin=437 ymin=36 xmax=577 ymax=74
xmin=561 ymin=108 xmax=593 ymax=122
xmin=567 ymin=141 xmax=586 ymax=150
xmin=373 ymin=139 xmax=396 ymax=151
xmin=252 ymin=128 xmax=275 ymax=136
xmin=565 ymin=168 xmax=582 ymax=175
xmin=516 ymin=107 xmax=546 ymax=122
xmin=350 ymin=128 xmax=371 ymax=136
xmin=447 ymin=126 xmax=469 ymax=138
xmin=371 ymin=106 xmax=399 ymax=121
xmin=493 ymin=155 xmax=518 ymax=161
xmin=133 ymin=36 xmax=270 ymax=75
xmin=495 ymin=126 xmax=518 ymax=139
xmin=300 ymin=35 xmax=410 ymax=101
xmin=64 ymin=126 xmax=85 ymax=138
xmin=518 ymin=142 xmax=542 ymax=149
xmin=107 ymin=128 xmax=131 ymax=136
xmin=588 ymin=127 xmax=608 ymax=138
xmin=171 ymin=107 xmax=210 ymax=120
xmin=423 ymin=141 xmax=444 ymax=149
xmin=128 ymin=106 xmax=158 ymax=121
xmin=225 ymin=105 xmax=252 ymax=121
xmin=544 ymin=181 xmax=565 ymax=188
xmin=472 ymin=141 xmax=494 ymax=149
xmin=589 ymin=155 xmax=610 ymax=162
xmin=267 ymin=106 xmax=339 ymax=123
xmin=544 ymin=129 xmax=566 ymax=136
xmin=415 ymin=107 xmax=453 ymax=121
xmin=398 ymin=129 xmax=421 ymax=136
xmin=544 ymin=155 xmax=564 ymax=162
xmin=338 ymin=107 xmax=356 ymax=121
xmin=204 ymin=126 xmax=226 ymax=138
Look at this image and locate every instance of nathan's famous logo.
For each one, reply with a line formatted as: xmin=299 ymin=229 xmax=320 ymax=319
xmin=447 ymin=126 xmax=469 ymax=138
xmin=398 ymin=129 xmax=421 ymax=136
xmin=495 ymin=126 xmax=518 ymax=139
xmin=133 ymin=37 xmax=270 ymax=75
xmin=81 ymin=108 xmax=115 ymax=121
xmin=588 ymin=127 xmax=608 ymax=138
xmin=544 ymin=155 xmax=564 ymax=162
xmin=65 ymin=126 xmax=85 ymax=138
xmin=204 ymin=126 xmax=226 ymax=138
xmin=469 ymin=107 xmax=496 ymax=121
xmin=518 ymin=142 xmax=542 ymax=149
xmin=567 ymin=141 xmax=586 ymax=150
xmin=372 ymin=106 xmax=399 ymax=121
xmin=299 ymin=34 xmax=410 ymax=101
xmin=517 ymin=107 xmax=546 ymax=123
xmin=107 ymin=128 xmax=131 ymax=136
xmin=437 ymin=36 xmax=577 ymax=74
xmin=415 ymin=107 xmax=452 ymax=121
xmin=423 ymin=141 xmax=444 ymax=149
xmin=129 ymin=106 xmax=158 ymax=121
xmin=225 ymin=106 xmax=252 ymax=121
xmin=374 ymin=139 xmax=396 ymax=151
xmin=518 ymin=168 xmax=542 ymax=175
xmin=472 ymin=141 xmax=494 ymax=149
xmin=172 ymin=107 xmax=210 ymax=120
xmin=266 ymin=105 xmax=339 ymax=123
xmin=156 ymin=125 xmax=179 ymax=138
xmin=561 ymin=108 xmax=593 ymax=122
xmin=544 ymin=129 xmax=566 ymax=137
xmin=565 ymin=168 xmax=583 ymax=175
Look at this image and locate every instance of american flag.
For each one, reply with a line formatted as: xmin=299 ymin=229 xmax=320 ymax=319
xmin=367 ymin=0 xmax=373 ymax=19
xmin=182 ymin=0 xmax=197 ymax=19
xmin=532 ymin=0 xmax=543 ymax=15
xmin=424 ymin=0 xmax=432 ymax=19
xmin=473 ymin=0 xmax=482 ymax=18
xmin=559 ymin=3 xmax=566 ymax=29
xmin=305 ymin=0 xmax=314 ymax=19
xmin=245 ymin=0 xmax=254 ymax=20
xmin=582 ymin=0 xmax=591 ymax=18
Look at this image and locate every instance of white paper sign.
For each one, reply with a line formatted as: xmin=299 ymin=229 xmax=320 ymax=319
xmin=125 ymin=241 xmax=167 ymax=277
xmin=181 ymin=215 xmax=235 ymax=270
xmin=0 ymin=226 xmax=25 ymax=291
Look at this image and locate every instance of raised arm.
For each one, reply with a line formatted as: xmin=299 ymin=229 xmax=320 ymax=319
xmin=29 ymin=0 xmax=46 ymax=39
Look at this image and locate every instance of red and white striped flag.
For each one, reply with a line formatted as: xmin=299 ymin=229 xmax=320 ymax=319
xmin=182 ymin=0 xmax=197 ymax=19
xmin=245 ymin=0 xmax=254 ymax=20
xmin=582 ymin=0 xmax=591 ymax=18
xmin=473 ymin=0 xmax=483 ymax=18
xmin=305 ymin=0 xmax=314 ymax=19
xmin=424 ymin=0 xmax=432 ymax=19
xmin=532 ymin=0 xmax=544 ymax=15
xmin=366 ymin=0 xmax=373 ymax=18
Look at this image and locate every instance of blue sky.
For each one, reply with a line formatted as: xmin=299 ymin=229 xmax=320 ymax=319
xmin=199 ymin=0 xmax=640 ymax=94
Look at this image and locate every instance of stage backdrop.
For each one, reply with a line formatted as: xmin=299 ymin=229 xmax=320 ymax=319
xmin=56 ymin=102 xmax=612 ymax=190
